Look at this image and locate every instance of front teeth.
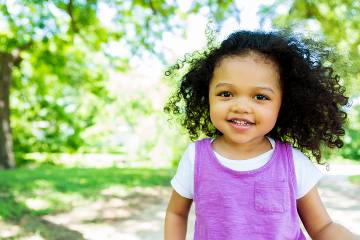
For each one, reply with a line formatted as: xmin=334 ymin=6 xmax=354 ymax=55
xmin=232 ymin=120 xmax=251 ymax=125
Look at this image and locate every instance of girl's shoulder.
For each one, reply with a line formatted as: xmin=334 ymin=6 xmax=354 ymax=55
xmin=193 ymin=137 xmax=212 ymax=144
xmin=186 ymin=137 xmax=213 ymax=152
xmin=181 ymin=138 xmax=210 ymax=164
xmin=290 ymin=145 xmax=324 ymax=198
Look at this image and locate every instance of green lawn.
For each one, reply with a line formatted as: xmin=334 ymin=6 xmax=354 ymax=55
xmin=349 ymin=175 xmax=360 ymax=185
xmin=0 ymin=165 xmax=174 ymax=222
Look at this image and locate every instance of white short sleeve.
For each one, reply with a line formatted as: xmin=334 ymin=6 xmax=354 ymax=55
xmin=170 ymin=141 xmax=323 ymax=200
xmin=170 ymin=143 xmax=195 ymax=199
xmin=292 ymin=148 xmax=324 ymax=199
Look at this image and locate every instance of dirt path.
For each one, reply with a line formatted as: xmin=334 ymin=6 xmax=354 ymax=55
xmin=1 ymin=164 xmax=359 ymax=240
xmin=315 ymin=164 xmax=360 ymax=238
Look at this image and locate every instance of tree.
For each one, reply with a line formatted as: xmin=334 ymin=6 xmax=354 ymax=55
xmin=0 ymin=0 xmax=237 ymax=169
xmin=0 ymin=0 xmax=111 ymax=169
xmin=259 ymin=0 xmax=360 ymax=92
xmin=0 ymin=52 xmax=17 ymax=168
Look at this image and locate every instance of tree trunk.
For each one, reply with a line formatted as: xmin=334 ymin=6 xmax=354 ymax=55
xmin=0 ymin=52 xmax=15 ymax=169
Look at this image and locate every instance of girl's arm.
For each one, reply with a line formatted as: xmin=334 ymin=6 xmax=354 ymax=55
xmin=297 ymin=186 xmax=355 ymax=240
xmin=164 ymin=190 xmax=193 ymax=240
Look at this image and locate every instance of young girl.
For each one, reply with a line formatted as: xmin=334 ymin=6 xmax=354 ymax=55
xmin=164 ymin=30 xmax=355 ymax=239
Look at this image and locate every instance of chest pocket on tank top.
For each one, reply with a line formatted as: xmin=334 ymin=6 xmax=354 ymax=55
xmin=254 ymin=180 xmax=290 ymax=214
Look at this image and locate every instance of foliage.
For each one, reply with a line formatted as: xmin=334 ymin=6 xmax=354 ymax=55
xmin=340 ymin=105 xmax=360 ymax=160
xmin=0 ymin=0 xmax=237 ymax=164
xmin=259 ymin=0 xmax=360 ymax=93
xmin=0 ymin=1 xmax=113 ymax=157
xmin=11 ymin=39 xmax=111 ymax=154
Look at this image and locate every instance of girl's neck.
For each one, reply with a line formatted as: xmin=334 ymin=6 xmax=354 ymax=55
xmin=211 ymin=136 xmax=272 ymax=160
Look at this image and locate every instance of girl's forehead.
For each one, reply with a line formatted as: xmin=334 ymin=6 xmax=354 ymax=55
xmin=217 ymin=52 xmax=280 ymax=72
xmin=212 ymin=53 xmax=281 ymax=87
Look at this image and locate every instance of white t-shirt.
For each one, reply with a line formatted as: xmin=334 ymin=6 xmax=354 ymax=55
xmin=171 ymin=138 xmax=323 ymax=200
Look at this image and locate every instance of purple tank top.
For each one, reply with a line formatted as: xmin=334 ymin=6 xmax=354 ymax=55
xmin=194 ymin=138 xmax=306 ymax=240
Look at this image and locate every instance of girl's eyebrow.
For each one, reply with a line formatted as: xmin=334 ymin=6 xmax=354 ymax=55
xmin=214 ymin=82 xmax=234 ymax=88
xmin=254 ymin=86 xmax=275 ymax=94
xmin=215 ymin=83 xmax=275 ymax=94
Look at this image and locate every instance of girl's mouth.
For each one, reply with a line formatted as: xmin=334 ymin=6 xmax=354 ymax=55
xmin=229 ymin=119 xmax=253 ymax=126
xmin=228 ymin=119 xmax=254 ymax=130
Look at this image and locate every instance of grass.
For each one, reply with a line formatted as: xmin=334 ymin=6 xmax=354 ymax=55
xmin=349 ymin=175 xmax=360 ymax=185
xmin=0 ymin=165 xmax=174 ymax=222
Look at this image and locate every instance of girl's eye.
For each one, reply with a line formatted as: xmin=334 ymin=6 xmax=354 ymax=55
xmin=218 ymin=91 xmax=232 ymax=98
xmin=254 ymin=94 xmax=269 ymax=100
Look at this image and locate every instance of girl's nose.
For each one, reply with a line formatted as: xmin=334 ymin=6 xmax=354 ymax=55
xmin=230 ymin=98 xmax=252 ymax=114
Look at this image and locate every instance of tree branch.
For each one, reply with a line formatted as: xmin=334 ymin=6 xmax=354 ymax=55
xmin=67 ymin=0 xmax=79 ymax=33
xmin=12 ymin=40 xmax=33 ymax=67
xmin=148 ymin=0 xmax=157 ymax=15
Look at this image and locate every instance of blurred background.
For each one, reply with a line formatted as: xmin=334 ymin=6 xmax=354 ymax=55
xmin=0 ymin=0 xmax=359 ymax=239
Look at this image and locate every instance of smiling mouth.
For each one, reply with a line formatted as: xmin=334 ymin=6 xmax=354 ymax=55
xmin=228 ymin=119 xmax=254 ymax=126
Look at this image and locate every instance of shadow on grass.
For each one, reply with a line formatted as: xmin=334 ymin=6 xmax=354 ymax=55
xmin=0 ymin=165 xmax=174 ymax=239
xmin=21 ymin=215 xmax=86 ymax=240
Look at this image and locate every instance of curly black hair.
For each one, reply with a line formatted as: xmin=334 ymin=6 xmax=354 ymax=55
xmin=164 ymin=30 xmax=348 ymax=163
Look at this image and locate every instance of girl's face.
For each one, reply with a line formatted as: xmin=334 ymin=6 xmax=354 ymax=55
xmin=209 ymin=53 xmax=282 ymax=147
